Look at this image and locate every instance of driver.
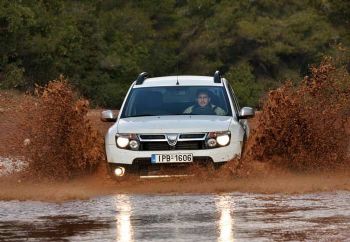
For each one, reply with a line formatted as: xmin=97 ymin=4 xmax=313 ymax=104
xmin=183 ymin=89 xmax=226 ymax=115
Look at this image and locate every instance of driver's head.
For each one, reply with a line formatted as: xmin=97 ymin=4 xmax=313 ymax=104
xmin=196 ymin=89 xmax=211 ymax=107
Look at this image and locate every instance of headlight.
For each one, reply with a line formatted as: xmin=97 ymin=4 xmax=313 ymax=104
xmin=116 ymin=136 xmax=129 ymax=148
xmin=207 ymin=131 xmax=231 ymax=147
xmin=129 ymin=140 xmax=139 ymax=150
xmin=207 ymin=138 xmax=217 ymax=148
xmin=217 ymin=134 xmax=230 ymax=146
xmin=116 ymin=134 xmax=139 ymax=150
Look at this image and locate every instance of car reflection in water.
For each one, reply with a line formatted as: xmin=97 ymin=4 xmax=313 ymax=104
xmin=115 ymin=194 xmax=134 ymax=242
xmin=114 ymin=194 xmax=235 ymax=242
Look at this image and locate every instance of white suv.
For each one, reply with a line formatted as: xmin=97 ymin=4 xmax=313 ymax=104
xmin=101 ymin=71 xmax=254 ymax=177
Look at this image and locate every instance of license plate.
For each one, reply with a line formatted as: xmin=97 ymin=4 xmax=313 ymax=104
xmin=151 ymin=154 xmax=193 ymax=163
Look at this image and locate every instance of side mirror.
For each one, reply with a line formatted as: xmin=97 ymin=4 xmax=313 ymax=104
xmin=239 ymin=107 xmax=255 ymax=119
xmin=101 ymin=110 xmax=117 ymax=122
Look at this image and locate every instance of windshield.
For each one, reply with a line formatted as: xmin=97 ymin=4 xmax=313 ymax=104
xmin=121 ymin=86 xmax=232 ymax=118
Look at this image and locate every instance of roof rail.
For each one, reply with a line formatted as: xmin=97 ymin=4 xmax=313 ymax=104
xmin=136 ymin=72 xmax=148 ymax=85
xmin=214 ymin=70 xmax=222 ymax=83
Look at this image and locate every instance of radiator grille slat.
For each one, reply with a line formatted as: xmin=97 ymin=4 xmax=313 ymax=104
xmin=139 ymin=135 xmax=166 ymax=139
xmin=179 ymin=133 xmax=206 ymax=139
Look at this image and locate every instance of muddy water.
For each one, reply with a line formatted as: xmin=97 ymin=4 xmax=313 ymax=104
xmin=1 ymin=192 xmax=349 ymax=241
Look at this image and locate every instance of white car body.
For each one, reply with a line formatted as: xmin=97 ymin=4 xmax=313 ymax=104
xmin=103 ymin=74 xmax=253 ymax=175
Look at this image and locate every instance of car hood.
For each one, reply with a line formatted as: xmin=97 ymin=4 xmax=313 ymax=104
xmin=117 ymin=115 xmax=233 ymax=134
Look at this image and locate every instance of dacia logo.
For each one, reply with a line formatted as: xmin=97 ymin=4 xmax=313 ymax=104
xmin=166 ymin=134 xmax=178 ymax=146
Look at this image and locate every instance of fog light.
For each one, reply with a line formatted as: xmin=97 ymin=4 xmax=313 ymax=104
xmin=117 ymin=137 xmax=129 ymax=148
xmin=114 ymin=167 xmax=125 ymax=177
xmin=207 ymin=138 xmax=217 ymax=148
xmin=129 ymin=140 xmax=139 ymax=150
xmin=217 ymin=134 xmax=230 ymax=146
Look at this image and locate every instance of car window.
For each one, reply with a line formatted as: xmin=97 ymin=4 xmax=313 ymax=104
xmin=226 ymin=83 xmax=240 ymax=116
xmin=121 ymin=86 xmax=232 ymax=118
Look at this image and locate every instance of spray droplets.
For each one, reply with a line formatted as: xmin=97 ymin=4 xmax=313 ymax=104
xmin=24 ymin=78 xmax=105 ymax=181
xmin=249 ymin=58 xmax=350 ymax=171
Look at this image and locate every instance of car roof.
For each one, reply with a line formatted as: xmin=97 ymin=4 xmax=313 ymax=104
xmin=132 ymin=75 xmax=226 ymax=88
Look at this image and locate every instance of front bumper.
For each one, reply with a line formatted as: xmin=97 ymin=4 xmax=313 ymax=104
xmin=105 ymin=140 xmax=242 ymax=165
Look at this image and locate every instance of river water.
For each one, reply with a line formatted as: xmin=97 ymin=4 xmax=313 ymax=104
xmin=1 ymin=192 xmax=350 ymax=241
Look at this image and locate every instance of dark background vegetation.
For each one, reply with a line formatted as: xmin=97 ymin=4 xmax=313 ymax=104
xmin=0 ymin=0 xmax=349 ymax=107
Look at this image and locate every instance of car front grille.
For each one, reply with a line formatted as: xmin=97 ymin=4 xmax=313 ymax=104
xmin=137 ymin=133 xmax=207 ymax=151
xmin=140 ymin=141 xmax=205 ymax=151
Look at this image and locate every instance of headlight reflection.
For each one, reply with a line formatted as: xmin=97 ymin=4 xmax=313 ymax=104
xmin=115 ymin=194 xmax=134 ymax=242
xmin=216 ymin=195 xmax=234 ymax=242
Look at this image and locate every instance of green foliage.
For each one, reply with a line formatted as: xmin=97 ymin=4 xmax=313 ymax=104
xmin=0 ymin=63 xmax=25 ymax=89
xmin=226 ymin=62 xmax=264 ymax=107
xmin=0 ymin=0 xmax=349 ymax=107
xmin=327 ymin=0 xmax=350 ymax=25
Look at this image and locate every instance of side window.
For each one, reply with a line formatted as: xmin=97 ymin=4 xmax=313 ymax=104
xmin=226 ymin=83 xmax=240 ymax=116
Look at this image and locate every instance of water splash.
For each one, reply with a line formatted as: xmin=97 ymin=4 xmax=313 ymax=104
xmin=23 ymin=77 xmax=105 ymax=180
xmin=247 ymin=58 xmax=350 ymax=171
